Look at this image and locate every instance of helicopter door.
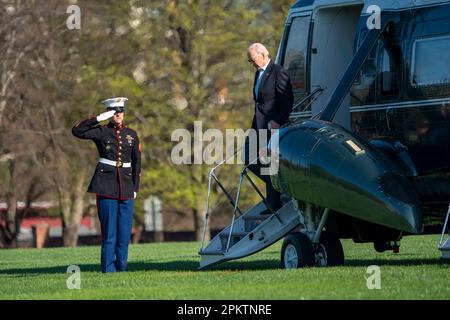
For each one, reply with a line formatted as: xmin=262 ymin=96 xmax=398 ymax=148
xmin=278 ymin=14 xmax=312 ymax=117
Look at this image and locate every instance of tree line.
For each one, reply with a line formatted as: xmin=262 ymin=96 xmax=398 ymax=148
xmin=0 ymin=0 xmax=292 ymax=247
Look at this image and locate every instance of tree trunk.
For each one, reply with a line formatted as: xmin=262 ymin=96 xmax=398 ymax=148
xmin=63 ymin=224 xmax=79 ymax=247
xmin=132 ymin=225 xmax=143 ymax=244
xmin=4 ymin=192 xmax=18 ymax=248
xmin=2 ymin=159 xmax=19 ymax=248
xmin=57 ymin=175 xmax=85 ymax=247
xmin=65 ymin=179 xmax=85 ymax=247
xmin=193 ymin=198 xmax=210 ymax=242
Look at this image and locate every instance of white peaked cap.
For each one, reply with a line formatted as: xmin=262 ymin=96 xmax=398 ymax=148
xmin=101 ymin=97 xmax=129 ymax=108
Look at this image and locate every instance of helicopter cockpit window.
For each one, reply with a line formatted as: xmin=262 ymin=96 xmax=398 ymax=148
xmin=380 ymin=44 xmax=400 ymax=95
xmin=282 ymin=16 xmax=310 ymax=105
xmin=351 ymin=30 xmax=401 ymax=106
xmin=350 ymin=44 xmax=377 ymax=106
xmin=411 ymin=36 xmax=450 ymax=87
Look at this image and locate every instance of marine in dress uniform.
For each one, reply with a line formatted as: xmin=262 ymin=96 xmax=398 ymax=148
xmin=72 ymin=97 xmax=141 ymax=273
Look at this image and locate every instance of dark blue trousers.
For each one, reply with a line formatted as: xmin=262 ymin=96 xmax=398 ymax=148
xmin=97 ymin=196 xmax=134 ymax=273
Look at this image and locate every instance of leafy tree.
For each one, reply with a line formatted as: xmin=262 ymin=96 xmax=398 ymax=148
xmin=0 ymin=0 xmax=294 ymax=246
xmin=129 ymin=0 xmax=293 ymax=240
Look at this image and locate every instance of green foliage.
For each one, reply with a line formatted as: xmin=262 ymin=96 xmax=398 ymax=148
xmin=76 ymin=0 xmax=294 ymax=227
xmin=1 ymin=1 xmax=295 ymax=234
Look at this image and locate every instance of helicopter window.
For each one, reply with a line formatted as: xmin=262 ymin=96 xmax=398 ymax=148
xmin=411 ymin=36 xmax=450 ymax=87
xmin=350 ymin=44 xmax=377 ymax=106
xmin=380 ymin=44 xmax=400 ymax=95
xmin=282 ymin=16 xmax=310 ymax=105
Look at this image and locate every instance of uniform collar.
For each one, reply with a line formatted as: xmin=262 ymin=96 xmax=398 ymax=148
xmin=108 ymin=122 xmax=125 ymax=130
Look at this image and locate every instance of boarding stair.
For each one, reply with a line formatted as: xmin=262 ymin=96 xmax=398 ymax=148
xmin=199 ymin=89 xmax=328 ymax=270
xmin=198 ymin=150 xmax=303 ymax=270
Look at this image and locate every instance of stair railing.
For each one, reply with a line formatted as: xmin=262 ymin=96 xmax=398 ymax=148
xmin=224 ymin=156 xmax=285 ymax=252
xmin=199 ymin=148 xmax=243 ymax=253
xmin=288 ymin=86 xmax=324 ymax=121
xmin=438 ymin=203 xmax=450 ymax=250
xmin=200 ymin=125 xmax=292 ymax=254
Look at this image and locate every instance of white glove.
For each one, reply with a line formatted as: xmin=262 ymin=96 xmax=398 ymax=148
xmin=134 ymin=192 xmax=137 ymax=199
xmin=96 ymin=110 xmax=116 ymax=122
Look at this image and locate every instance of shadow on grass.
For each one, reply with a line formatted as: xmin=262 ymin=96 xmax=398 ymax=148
xmin=345 ymin=258 xmax=450 ymax=267
xmin=0 ymin=257 xmax=448 ymax=275
xmin=0 ymin=259 xmax=279 ymax=275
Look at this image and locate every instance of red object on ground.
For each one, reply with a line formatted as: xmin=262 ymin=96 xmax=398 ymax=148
xmin=32 ymin=224 xmax=49 ymax=249
xmin=21 ymin=216 xmax=93 ymax=229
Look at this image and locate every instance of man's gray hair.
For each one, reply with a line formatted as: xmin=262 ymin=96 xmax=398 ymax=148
xmin=248 ymin=43 xmax=270 ymax=57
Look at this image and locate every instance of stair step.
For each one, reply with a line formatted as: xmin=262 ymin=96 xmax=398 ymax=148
xmin=219 ymin=231 xmax=248 ymax=238
xmin=200 ymin=250 xmax=225 ymax=256
xmin=244 ymin=216 xmax=270 ymax=232
xmin=219 ymin=231 xmax=248 ymax=250
xmin=243 ymin=214 xmax=271 ymax=221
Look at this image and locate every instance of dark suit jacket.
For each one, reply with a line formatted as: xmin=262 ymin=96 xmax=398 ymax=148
xmin=252 ymin=60 xmax=294 ymax=131
xmin=72 ymin=118 xmax=141 ymax=200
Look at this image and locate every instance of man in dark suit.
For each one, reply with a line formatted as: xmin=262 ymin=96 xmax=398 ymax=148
xmin=245 ymin=43 xmax=294 ymax=215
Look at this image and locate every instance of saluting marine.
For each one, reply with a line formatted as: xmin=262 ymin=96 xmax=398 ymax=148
xmin=72 ymin=97 xmax=141 ymax=273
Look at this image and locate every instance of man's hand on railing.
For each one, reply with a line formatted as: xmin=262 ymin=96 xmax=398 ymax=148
xmin=268 ymin=120 xmax=280 ymax=130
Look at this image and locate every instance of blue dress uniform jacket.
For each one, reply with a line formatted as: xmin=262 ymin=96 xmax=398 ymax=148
xmin=72 ymin=118 xmax=141 ymax=200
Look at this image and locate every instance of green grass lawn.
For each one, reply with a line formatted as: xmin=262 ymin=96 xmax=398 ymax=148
xmin=0 ymin=235 xmax=449 ymax=299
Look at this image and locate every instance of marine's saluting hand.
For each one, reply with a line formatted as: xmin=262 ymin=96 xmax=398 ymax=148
xmin=96 ymin=110 xmax=116 ymax=122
